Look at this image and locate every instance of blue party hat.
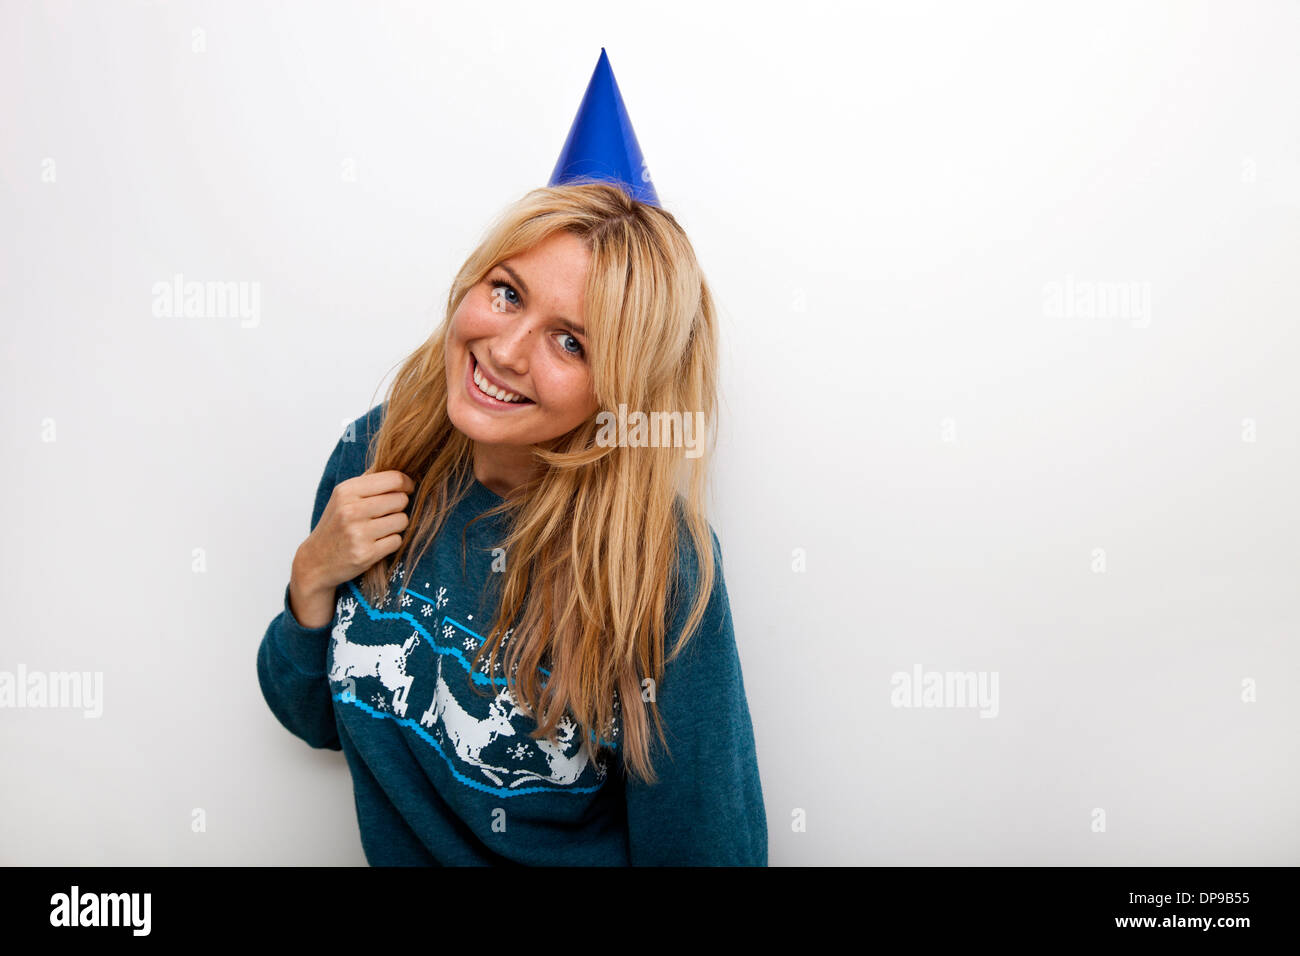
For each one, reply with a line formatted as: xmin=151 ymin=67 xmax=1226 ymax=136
xmin=548 ymin=48 xmax=660 ymax=207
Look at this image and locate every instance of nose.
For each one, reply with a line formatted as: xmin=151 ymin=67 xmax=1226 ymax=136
xmin=487 ymin=313 xmax=534 ymax=375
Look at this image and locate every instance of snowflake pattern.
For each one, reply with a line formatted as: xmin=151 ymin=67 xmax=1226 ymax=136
xmin=506 ymin=742 xmax=532 ymax=761
xmin=399 ymin=592 xmax=412 ymax=608
xmin=462 ymin=635 xmax=479 ymax=651
xmin=435 ymin=586 xmax=448 ymax=610
xmin=420 ymin=604 xmax=433 ymax=618
xmin=604 ymin=688 xmax=622 ymax=739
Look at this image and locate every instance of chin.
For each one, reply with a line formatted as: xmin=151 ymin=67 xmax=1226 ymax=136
xmin=445 ymin=391 xmax=524 ymax=444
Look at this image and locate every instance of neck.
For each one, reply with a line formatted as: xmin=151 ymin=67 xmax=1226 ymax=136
xmin=472 ymin=441 xmax=538 ymax=498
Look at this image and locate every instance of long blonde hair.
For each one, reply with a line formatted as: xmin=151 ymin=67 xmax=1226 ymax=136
xmin=358 ymin=181 xmax=718 ymax=785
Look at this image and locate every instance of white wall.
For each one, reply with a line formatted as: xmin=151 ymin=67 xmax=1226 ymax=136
xmin=1 ymin=0 xmax=1296 ymax=865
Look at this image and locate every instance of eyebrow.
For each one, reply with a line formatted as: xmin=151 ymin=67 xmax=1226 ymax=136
xmin=497 ymin=262 xmax=586 ymax=337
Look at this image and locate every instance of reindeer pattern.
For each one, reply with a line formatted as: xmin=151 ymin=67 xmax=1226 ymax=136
xmin=327 ymin=597 xmax=419 ymax=717
xmin=325 ymin=570 xmax=615 ymax=795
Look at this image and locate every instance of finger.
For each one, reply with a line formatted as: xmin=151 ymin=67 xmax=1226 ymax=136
xmin=351 ymin=491 xmax=411 ymax=521
xmin=345 ymin=470 xmax=415 ymax=498
xmin=373 ymin=532 xmax=404 ymax=560
xmin=365 ymin=512 xmax=409 ymax=542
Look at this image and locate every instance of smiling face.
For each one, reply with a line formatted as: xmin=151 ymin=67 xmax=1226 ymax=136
xmin=444 ymin=230 xmax=598 ymax=460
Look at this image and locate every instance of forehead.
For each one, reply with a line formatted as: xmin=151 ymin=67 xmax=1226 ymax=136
xmin=499 ymin=233 xmax=590 ymax=308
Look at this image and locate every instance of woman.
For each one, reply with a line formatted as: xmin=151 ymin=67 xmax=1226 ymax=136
xmin=256 ymin=181 xmax=766 ymax=865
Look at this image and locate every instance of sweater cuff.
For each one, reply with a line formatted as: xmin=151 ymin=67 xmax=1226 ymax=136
xmin=274 ymin=582 xmax=336 ymax=676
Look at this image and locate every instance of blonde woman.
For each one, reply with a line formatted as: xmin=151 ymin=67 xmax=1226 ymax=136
xmin=257 ymin=181 xmax=766 ymax=865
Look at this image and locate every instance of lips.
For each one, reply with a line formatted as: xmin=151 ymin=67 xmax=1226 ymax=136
xmin=468 ymin=353 xmax=534 ymax=407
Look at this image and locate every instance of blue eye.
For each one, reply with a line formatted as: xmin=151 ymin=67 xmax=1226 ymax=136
xmin=558 ymin=333 xmax=584 ymax=356
xmin=489 ymin=280 xmax=520 ymax=309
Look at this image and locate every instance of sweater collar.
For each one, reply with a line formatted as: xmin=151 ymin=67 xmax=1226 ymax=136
xmin=464 ymin=476 xmax=506 ymax=511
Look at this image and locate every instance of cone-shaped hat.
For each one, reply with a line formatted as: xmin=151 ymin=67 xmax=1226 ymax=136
xmin=548 ymin=48 xmax=660 ymax=207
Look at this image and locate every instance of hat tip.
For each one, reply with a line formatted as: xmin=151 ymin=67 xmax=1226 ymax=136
xmin=547 ymin=46 xmax=661 ymax=207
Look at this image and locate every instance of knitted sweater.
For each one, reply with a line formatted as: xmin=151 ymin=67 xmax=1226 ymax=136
xmin=256 ymin=404 xmax=767 ymax=865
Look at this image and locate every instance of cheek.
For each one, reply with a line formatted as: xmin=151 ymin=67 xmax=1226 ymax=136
xmin=539 ymin=365 xmax=596 ymax=416
xmin=445 ymin=319 xmax=468 ymax=375
xmin=453 ymin=297 xmax=507 ymax=341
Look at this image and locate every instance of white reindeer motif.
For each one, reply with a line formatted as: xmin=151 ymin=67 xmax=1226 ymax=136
xmin=328 ymin=596 xmax=420 ymax=717
xmin=419 ymin=653 xmax=531 ymax=786
xmin=327 ymin=595 xmax=600 ymax=790
xmin=507 ymin=714 xmax=591 ymax=788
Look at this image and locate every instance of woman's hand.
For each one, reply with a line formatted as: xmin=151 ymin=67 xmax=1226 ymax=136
xmin=288 ymin=470 xmax=416 ymax=628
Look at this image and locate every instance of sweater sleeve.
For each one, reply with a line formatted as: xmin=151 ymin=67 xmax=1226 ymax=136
xmin=255 ymin=432 xmax=350 ymax=752
xmin=623 ymin=528 xmax=768 ymax=866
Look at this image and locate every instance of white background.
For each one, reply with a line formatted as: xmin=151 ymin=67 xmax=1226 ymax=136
xmin=1 ymin=0 xmax=1296 ymax=865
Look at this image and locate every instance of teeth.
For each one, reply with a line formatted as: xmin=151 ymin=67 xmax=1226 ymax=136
xmin=473 ymin=360 xmax=526 ymax=403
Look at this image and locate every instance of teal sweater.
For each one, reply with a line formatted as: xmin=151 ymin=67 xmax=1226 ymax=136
xmin=256 ymin=404 xmax=767 ymax=865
